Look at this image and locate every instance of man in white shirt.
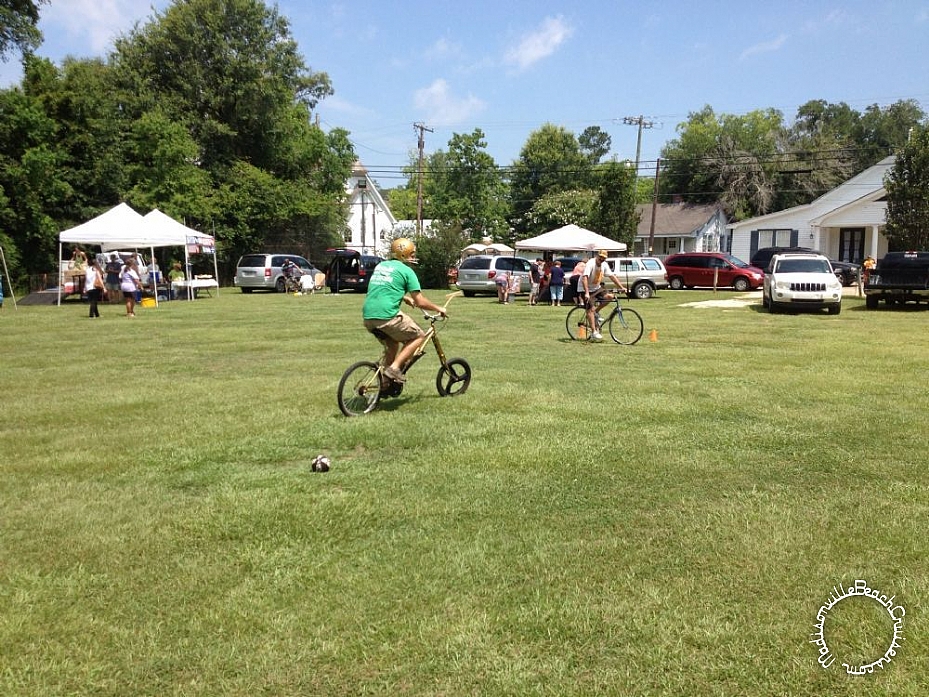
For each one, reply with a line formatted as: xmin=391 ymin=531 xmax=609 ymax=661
xmin=581 ymin=250 xmax=627 ymax=341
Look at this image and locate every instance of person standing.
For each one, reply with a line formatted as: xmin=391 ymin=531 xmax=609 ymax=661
xmin=119 ymin=258 xmax=142 ymax=318
xmin=580 ymin=250 xmax=627 ymax=341
xmin=84 ymin=258 xmax=105 ymax=318
xmin=104 ymin=253 xmax=122 ymax=303
xmin=528 ymin=259 xmax=542 ymax=306
xmin=548 ymin=260 xmax=565 ymax=306
xmin=362 ymin=238 xmax=447 ymax=384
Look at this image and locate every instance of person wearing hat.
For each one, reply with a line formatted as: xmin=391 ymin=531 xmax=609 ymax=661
xmin=580 ymin=250 xmax=627 ymax=341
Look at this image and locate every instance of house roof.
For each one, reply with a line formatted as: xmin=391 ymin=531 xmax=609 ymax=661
xmin=635 ymin=202 xmax=723 ymax=238
xmin=727 ymin=156 xmax=894 ymax=232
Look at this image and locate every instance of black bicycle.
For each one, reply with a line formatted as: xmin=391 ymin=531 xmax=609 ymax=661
xmin=337 ymin=292 xmax=471 ymax=416
xmin=565 ymin=292 xmax=644 ymax=345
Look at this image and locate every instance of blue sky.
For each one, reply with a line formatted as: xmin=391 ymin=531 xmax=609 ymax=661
xmin=2 ymin=1 xmax=927 ymax=187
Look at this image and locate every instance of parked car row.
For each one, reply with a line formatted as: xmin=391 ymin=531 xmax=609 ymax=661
xmin=234 ymin=249 xmax=384 ymax=294
xmin=234 ymin=246 xmax=859 ymax=299
xmin=455 ymin=255 xmax=672 ymax=300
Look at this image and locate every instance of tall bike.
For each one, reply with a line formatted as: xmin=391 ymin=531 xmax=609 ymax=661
xmin=565 ymin=292 xmax=644 ymax=345
xmin=338 ymin=292 xmax=471 ymax=416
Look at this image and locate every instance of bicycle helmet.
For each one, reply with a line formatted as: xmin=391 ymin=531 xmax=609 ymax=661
xmin=390 ymin=238 xmax=417 ymax=262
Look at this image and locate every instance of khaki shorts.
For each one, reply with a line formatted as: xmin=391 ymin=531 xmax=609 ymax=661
xmin=364 ymin=312 xmax=424 ymax=343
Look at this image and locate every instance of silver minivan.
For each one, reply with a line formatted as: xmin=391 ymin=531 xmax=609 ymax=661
xmin=455 ymin=255 xmax=533 ymax=296
xmin=234 ymin=253 xmax=319 ymax=293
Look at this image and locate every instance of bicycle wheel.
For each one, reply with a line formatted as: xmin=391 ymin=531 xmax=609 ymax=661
xmin=337 ymin=361 xmax=382 ymax=416
xmin=607 ymin=307 xmax=644 ymax=345
xmin=565 ymin=305 xmax=593 ymax=341
xmin=436 ymin=358 xmax=472 ymax=396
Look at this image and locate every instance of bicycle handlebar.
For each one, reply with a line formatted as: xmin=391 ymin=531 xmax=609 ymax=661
xmin=420 ymin=290 xmax=462 ymax=321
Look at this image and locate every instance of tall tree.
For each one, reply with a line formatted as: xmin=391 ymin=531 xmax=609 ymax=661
xmin=509 ymin=123 xmax=589 ymax=236
xmin=110 ymin=0 xmax=352 ymax=266
xmin=593 ymin=161 xmax=638 ymax=247
xmin=578 ymin=126 xmax=611 ymax=165
xmin=884 ymin=124 xmax=929 ymax=250
xmin=427 ymin=129 xmax=507 ymax=241
xmin=0 ymin=0 xmax=46 ymax=61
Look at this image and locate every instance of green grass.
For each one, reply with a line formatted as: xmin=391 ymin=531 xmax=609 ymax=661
xmin=1 ymin=288 xmax=926 ymax=696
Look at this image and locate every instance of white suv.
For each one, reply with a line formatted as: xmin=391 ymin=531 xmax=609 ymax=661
xmin=605 ymin=256 xmax=669 ymax=299
xmin=762 ymin=253 xmax=842 ymax=314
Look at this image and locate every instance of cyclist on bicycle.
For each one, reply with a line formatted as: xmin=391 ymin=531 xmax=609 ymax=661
xmin=581 ymin=249 xmax=627 ymax=341
xmin=362 ymin=238 xmax=447 ymax=383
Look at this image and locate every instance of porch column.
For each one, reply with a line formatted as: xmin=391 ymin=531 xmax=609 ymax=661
xmin=870 ymin=224 xmax=880 ymax=258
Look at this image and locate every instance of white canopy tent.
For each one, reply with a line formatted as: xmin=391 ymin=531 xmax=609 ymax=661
xmin=515 ymin=224 xmax=627 ymax=253
xmin=57 ymin=203 xmax=217 ymax=305
xmin=461 ymin=242 xmax=514 ymax=258
xmin=142 ymin=209 xmax=219 ymax=301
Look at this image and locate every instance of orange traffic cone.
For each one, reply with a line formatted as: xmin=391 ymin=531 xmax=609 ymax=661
xmin=649 ymin=328 xmax=658 ymax=342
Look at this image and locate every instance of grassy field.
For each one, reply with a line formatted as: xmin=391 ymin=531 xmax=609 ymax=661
xmin=1 ymin=287 xmax=926 ymax=696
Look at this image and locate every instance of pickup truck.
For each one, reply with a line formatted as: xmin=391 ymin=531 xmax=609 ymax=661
xmin=864 ymin=251 xmax=929 ymax=309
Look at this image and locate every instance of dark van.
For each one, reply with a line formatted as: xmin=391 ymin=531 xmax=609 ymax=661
xmin=663 ymin=252 xmax=764 ymax=291
xmin=325 ymin=249 xmax=384 ymax=293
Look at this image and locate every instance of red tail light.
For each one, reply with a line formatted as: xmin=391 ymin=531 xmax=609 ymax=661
xmin=264 ymin=268 xmax=271 ymax=278
xmin=488 ymin=270 xmax=496 ymax=279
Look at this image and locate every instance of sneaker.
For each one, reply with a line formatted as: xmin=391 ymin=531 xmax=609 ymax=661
xmin=384 ymin=366 xmax=407 ymax=383
xmin=592 ymin=331 xmax=603 ymax=342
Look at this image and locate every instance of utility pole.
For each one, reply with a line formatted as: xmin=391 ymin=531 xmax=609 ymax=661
xmin=414 ymin=122 xmax=433 ymax=236
xmin=648 ymin=158 xmax=661 ymax=256
xmin=622 ymin=115 xmax=656 ymax=176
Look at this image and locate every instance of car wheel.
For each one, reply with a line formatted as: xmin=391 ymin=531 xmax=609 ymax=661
xmin=769 ymin=300 xmax=780 ymax=314
xmin=865 ymin=295 xmax=879 ymax=310
xmin=241 ymin=287 xmax=253 ymax=294
xmin=762 ymin=293 xmax=769 ymax=308
xmin=462 ymin=290 xmax=475 ymax=297
xmin=669 ymin=276 xmax=685 ymax=290
xmin=275 ymin=277 xmax=286 ymax=293
xmin=632 ymin=282 xmax=653 ymax=300
xmin=733 ymin=277 xmax=750 ymax=292
xmin=828 ymin=303 xmax=841 ymax=315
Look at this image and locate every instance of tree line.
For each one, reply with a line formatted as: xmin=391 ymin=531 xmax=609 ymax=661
xmin=1 ymin=0 xmax=927 ymax=292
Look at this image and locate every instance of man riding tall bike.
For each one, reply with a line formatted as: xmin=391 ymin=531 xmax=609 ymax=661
xmin=362 ymin=238 xmax=448 ymax=384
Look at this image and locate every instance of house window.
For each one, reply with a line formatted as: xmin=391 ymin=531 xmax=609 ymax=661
xmin=667 ymin=239 xmax=678 ymax=250
xmin=758 ymin=229 xmax=793 ymax=247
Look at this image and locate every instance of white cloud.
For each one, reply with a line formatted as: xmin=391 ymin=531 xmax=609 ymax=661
xmin=504 ymin=15 xmax=574 ymax=71
xmin=424 ymin=37 xmax=463 ymax=61
xmin=44 ymin=0 xmax=165 ymax=54
xmin=739 ymin=33 xmax=788 ymax=60
xmin=413 ymin=79 xmax=485 ymax=126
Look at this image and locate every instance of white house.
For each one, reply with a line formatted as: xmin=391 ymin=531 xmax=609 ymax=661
xmin=343 ymin=161 xmax=396 ymax=256
xmin=727 ymin=156 xmax=894 ymax=264
xmin=634 ymin=202 xmax=727 ymax=256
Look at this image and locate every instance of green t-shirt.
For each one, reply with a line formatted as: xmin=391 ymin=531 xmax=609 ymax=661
xmin=362 ymin=259 xmax=421 ymax=320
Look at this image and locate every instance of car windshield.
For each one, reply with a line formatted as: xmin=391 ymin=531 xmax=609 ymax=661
xmin=777 ymin=258 xmax=832 ymax=273
xmin=725 ymin=254 xmax=751 ymax=268
xmin=460 ymin=257 xmax=492 ymax=270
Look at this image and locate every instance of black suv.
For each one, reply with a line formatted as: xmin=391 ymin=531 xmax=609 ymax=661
xmin=750 ymin=246 xmax=813 ymax=270
xmin=751 ymin=246 xmax=860 ymax=284
xmin=325 ymin=249 xmax=384 ymax=293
